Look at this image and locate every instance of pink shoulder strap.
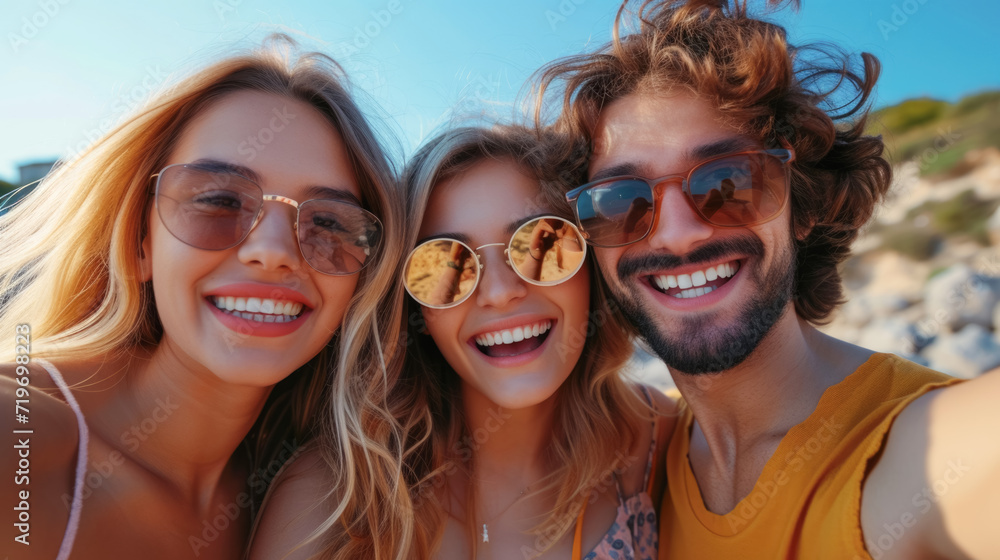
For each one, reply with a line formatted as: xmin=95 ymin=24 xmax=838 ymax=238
xmin=35 ymin=359 xmax=88 ymax=560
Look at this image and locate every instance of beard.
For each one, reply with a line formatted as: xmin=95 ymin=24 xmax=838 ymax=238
xmin=609 ymin=234 xmax=796 ymax=375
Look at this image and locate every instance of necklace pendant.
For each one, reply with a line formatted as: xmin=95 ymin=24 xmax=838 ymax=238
xmin=482 ymin=523 xmax=489 ymax=543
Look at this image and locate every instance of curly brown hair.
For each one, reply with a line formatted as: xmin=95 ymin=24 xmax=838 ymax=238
xmin=533 ymin=0 xmax=892 ymax=323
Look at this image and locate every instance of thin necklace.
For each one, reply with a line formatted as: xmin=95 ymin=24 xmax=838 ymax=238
xmin=479 ymin=483 xmax=533 ymax=543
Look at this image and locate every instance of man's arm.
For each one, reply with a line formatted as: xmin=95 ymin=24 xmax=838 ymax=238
xmin=862 ymin=370 xmax=999 ymax=559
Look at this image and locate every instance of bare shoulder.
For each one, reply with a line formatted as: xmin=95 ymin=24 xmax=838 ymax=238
xmin=0 ymin=362 xmax=80 ymax=456
xmin=862 ymin=370 xmax=997 ymax=559
xmin=0 ymin=363 xmax=81 ymax=559
xmin=248 ymin=443 xmax=341 ymax=560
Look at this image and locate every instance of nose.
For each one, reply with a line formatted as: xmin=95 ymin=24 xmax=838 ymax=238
xmin=645 ymin=182 xmax=715 ymax=255
xmin=474 ymin=247 xmax=528 ymax=309
xmin=237 ymin=203 xmax=303 ymax=272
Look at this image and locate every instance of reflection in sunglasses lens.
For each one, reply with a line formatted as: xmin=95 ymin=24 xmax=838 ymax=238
xmin=298 ymin=201 xmax=379 ymax=274
xmin=576 ymin=181 xmax=654 ymax=247
xmin=575 ymin=152 xmax=788 ymax=246
xmin=508 ymin=218 xmax=587 ymax=284
xmin=689 ymin=153 xmax=780 ymax=226
xmin=404 ymin=240 xmax=477 ymax=307
xmin=158 ymin=165 xmax=380 ymax=274
xmin=158 ymin=166 xmax=260 ymax=250
xmin=403 ymin=217 xmax=587 ymax=308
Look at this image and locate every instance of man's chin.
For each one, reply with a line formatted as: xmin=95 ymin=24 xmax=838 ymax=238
xmin=613 ymin=264 xmax=795 ymax=375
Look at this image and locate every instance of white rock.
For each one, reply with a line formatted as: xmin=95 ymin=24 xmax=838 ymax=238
xmin=923 ymin=323 xmax=1000 ymax=379
xmin=857 ymin=316 xmax=928 ymax=355
xmin=923 ymin=264 xmax=1000 ymax=331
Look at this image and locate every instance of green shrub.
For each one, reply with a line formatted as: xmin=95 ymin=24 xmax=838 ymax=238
xmin=929 ymin=189 xmax=999 ymax=235
xmin=873 ymin=98 xmax=948 ymax=136
xmin=952 ymin=90 xmax=1000 ymax=117
xmin=880 ymin=223 xmax=940 ymax=261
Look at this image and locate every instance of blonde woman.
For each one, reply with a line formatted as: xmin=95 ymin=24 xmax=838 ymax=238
xmin=402 ymin=126 xmax=677 ymax=559
xmin=0 ymin=39 xmax=409 ymax=559
xmin=253 ymin=125 xmax=674 ymax=559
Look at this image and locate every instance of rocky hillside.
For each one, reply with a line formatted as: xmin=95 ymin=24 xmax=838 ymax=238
xmin=822 ymin=147 xmax=1000 ymax=378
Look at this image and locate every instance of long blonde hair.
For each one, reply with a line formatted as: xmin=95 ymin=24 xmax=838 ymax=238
xmin=398 ymin=125 xmax=648 ymax=558
xmin=0 ymin=36 xmax=411 ymax=556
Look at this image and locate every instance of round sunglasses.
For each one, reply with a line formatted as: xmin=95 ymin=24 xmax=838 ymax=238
xmin=151 ymin=163 xmax=382 ymax=275
xmin=565 ymin=149 xmax=795 ymax=248
xmin=403 ymin=216 xmax=587 ymax=309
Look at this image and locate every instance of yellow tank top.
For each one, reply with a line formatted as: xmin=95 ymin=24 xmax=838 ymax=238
xmin=659 ymin=353 xmax=960 ymax=559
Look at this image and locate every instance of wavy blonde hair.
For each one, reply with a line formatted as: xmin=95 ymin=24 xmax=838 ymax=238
xmin=0 ymin=36 xmax=411 ymax=557
xmin=397 ymin=125 xmax=648 ymax=558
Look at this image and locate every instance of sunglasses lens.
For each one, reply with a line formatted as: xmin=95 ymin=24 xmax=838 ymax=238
xmin=156 ymin=165 xmax=261 ymax=250
xmin=404 ymin=240 xmax=477 ymax=307
xmin=508 ymin=217 xmax=587 ymax=285
xmin=574 ymin=180 xmax=654 ymax=247
xmin=298 ymin=200 xmax=382 ymax=275
xmin=688 ymin=152 xmax=787 ymax=226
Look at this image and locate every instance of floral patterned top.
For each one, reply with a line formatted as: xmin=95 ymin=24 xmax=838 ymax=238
xmin=581 ymin=389 xmax=660 ymax=560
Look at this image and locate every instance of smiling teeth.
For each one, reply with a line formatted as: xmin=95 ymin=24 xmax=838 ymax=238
xmin=475 ymin=321 xmax=552 ymax=347
xmin=212 ymin=296 xmax=304 ymax=322
xmin=673 ymin=286 xmax=717 ymax=299
xmin=652 ymin=261 xmax=740 ymax=293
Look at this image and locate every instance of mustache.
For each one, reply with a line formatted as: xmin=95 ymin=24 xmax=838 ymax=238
xmin=617 ymin=235 xmax=765 ymax=278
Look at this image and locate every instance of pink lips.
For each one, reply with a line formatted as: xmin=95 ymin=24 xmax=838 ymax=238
xmin=204 ymin=283 xmax=313 ymax=338
xmin=467 ymin=318 xmax=557 ymax=368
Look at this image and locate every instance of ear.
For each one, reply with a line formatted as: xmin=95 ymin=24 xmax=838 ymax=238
xmin=139 ymin=233 xmax=153 ymax=283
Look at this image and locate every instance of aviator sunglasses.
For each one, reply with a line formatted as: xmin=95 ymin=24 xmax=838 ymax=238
xmin=150 ymin=163 xmax=382 ymax=275
xmin=565 ymin=149 xmax=795 ymax=247
xmin=403 ymin=216 xmax=587 ymax=309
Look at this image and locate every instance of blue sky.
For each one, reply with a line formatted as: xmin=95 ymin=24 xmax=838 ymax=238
xmin=2 ymin=0 xmax=997 ymax=182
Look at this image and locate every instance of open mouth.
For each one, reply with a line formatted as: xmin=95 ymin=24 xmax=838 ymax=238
xmin=472 ymin=320 xmax=553 ymax=358
xmin=648 ymin=259 xmax=742 ymax=299
xmin=209 ymin=296 xmax=306 ymax=323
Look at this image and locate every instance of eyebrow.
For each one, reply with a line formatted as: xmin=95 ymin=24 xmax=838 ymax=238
xmin=589 ymin=136 xmax=762 ymax=182
xmin=690 ymin=137 xmax=760 ymax=161
xmin=188 ymin=159 xmax=363 ymax=205
xmin=591 ymin=163 xmax=642 ymax=183
xmin=305 ymin=186 xmax=363 ymax=206
xmin=189 ymin=158 xmax=262 ymax=184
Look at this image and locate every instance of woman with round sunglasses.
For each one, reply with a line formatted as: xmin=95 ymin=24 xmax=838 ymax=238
xmin=0 ymin=38 xmax=411 ymax=559
xmin=397 ymin=126 xmax=674 ymax=559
